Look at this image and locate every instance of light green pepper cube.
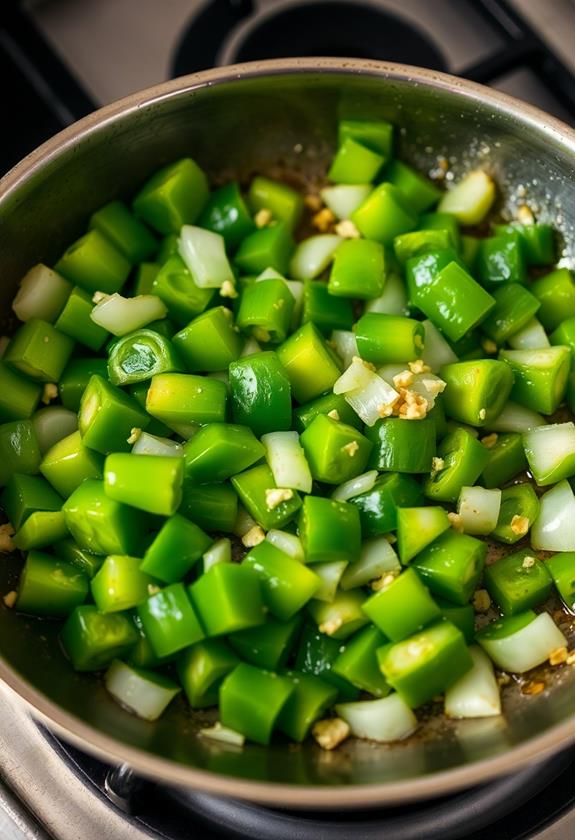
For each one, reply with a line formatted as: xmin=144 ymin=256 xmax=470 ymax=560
xmin=55 ymin=286 xmax=109 ymax=351
xmin=307 ymin=589 xmax=369 ymax=639
xmin=60 ymin=605 xmax=139 ymax=671
xmin=4 ymin=319 xmax=74 ymax=382
xmin=277 ymin=322 xmax=341 ymax=403
xmin=55 ymin=229 xmax=131 ymax=293
xmin=89 ymin=199 xmax=158 ymax=263
xmin=183 ymin=423 xmax=265 ymax=483
xmin=299 ymin=495 xmax=361 ymax=564
xmin=178 ymin=639 xmax=240 ymax=708
xmin=140 ymin=514 xmax=212 ymax=583
xmin=91 ymin=555 xmax=157 ymax=613
xmin=277 ymin=671 xmax=338 ymax=742
xmin=231 ymin=463 xmax=302 ymax=531
xmin=104 ymin=453 xmax=183 ymax=516
xmin=79 ymin=375 xmax=150 ymax=455
xmin=363 ymin=568 xmax=441 ymax=641
xmin=351 ymin=183 xmax=417 ymax=244
xmin=0 ymin=420 xmax=42 ymax=487
xmin=332 ymin=625 xmax=390 ymax=697
xmin=40 ymin=431 xmax=104 ymax=498
xmin=146 ymin=373 xmax=227 ymax=430
xmin=132 ymin=157 xmax=209 ymax=235
xmin=300 ymin=414 xmax=372 ymax=484
xmin=243 ymin=541 xmax=320 ymax=620
xmin=328 ymin=137 xmax=385 ymax=184
xmin=173 ymin=307 xmax=242 ymax=372
xmin=328 ymin=238 xmax=386 ymax=299
xmin=248 ymin=176 xmax=304 ymax=231
xmin=13 ymin=510 xmax=68 ymax=550
xmin=16 ymin=550 xmax=89 ymax=617
xmin=189 ymin=563 xmax=266 ymax=636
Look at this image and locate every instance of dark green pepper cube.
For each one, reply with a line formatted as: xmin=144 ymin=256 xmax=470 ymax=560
xmin=355 ymin=313 xmax=424 ymax=364
xmin=12 ymin=510 xmax=68 ymax=550
xmin=332 ymin=625 xmax=390 ymax=697
xmin=40 ymin=431 xmax=104 ymax=498
xmin=237 ymin=278 xmax=295 ymax=343
xmin=494 ymin=222 xmax=555 ymax=266
xmin=137 ymin=582 xmax=204 ymax=657
xmin=293 ymin=392 xmax=362 ymax=432
xmin=0 ymin=361 xmax=42 ymax=423
xmin=436 ymin=599 xmax=475 ymax=644
xmin=60 ymin=605 xmax=139 ymax=671
xmin=363 ymin=568 xmax=441 ymax=641
xmin=89 ymin=199 xmax=158 ymax=263
xmin=146 ymin=372 xmax=227 ymax=431
xmin=198 ymin=181 xmax=255 ymax=250
xmin=277 ymin=670 xmax=338 ymax=743
xmin=351 ymin=183 xmax=417 ymax=244
xmin=300 ymin=414 xmax=372 ymax=484
xmin=294 ymin=623 xmax=359 ymax=701
xmin=366 ymin=417 xmax=436 ymax=474
xmin=229 ymin=614 xmax=302 ymax=670
xmin=396 ymin=506 xmax=450 ymax=564
xmin=299 ymin=495 xmax=361 ymax=564
xmin=220 ymin=663 xmax=294 ymax=745
xmin=550 ymin=316 xmax=575 ymax=360
xmin=328 ymin=137 xmax=384 ymax=184
xmin=91 ymin=555 xmax=156 ymax=613
xmin=107 ymin=329 xmax=184 ymax=387
xmin=55 ymin=286 xmax=108 ymax=351
xmin=127 ymin=612 xmax=174 ymax=670
xmin=377 ymin=620 xmax=473 ymax=708
xmin=480 ymin=432 xmax=527 ymax=489
xmin=4 ymin=318 xmax=74 ymax=382
xmin=412 ymin=530 xmax=487 ymax=605
xmin=189 ymin=563 xmax=265 ymax=636
xmin=424 ymin=428 xmax=489 ymax=503
xmin=152 ymin=255 xmax=214 ymax=326
xmin=248 ymin=176 xmax=304 ymax=231
xmin=79 ymin=375 xmax=150 ymax=454
xmin=302 ymin=279 xmax=354 ymax=334
xmin=173 ymin=307 xmax=242 ymax=372
xmin=338 ymin=118 xmax=394 ymax=158
xmin=103 ymin=453 xmax=183 ymax=516
xmin=0 ymin=420 xmax=42 ymax=487
xmin=140 ymin=514 xmax=212 ymax=583
xmin=55 ymin=229 xmax=131 ymax=294
xmin=16 ymin=550 xmax=89 ymax=617
xmin=134 ymin=262 xmax=161 ymax=296
xmin=277 ymin=322 xmax=341 ymax=403
xmin=132 ymin=157 xmax=209 ymax=235
xmin=179 ymin=481 xmax=238 ymax=533
xmin=440 ymin=360 xmax=514 ymax=427
xmin=481 ymin=284 xmax=540 ymax=345
xmin=53 ymin=539 xmax=105 ymax=579
xmin=63 ymin=478 xmax=149 ymax=555
xmin=243 ymin=540 xmax=320 ymax=620
xmin=231 ymin=463 xmax=302 ymax=530
xmin=229 ymin=351 xmax=292 ymax=437
xmin=499 ymin=346 xmax=570 ymax=415
xmin=59 ymin=357 xmax=109 ymax=412
xmin=328 ymin=238 xmax=386 ymax=299
xmin=530 ymin=268 xmax=575 ymax=331
xmin=484 ymin=548 xmax=552 ymax=615
xmin=386 ymin=159 xmax=441 ymax=214
xmin=475 ymin=233 xmax=526 ymax=287
xmin=348 ymin=472 xmax=424 ymax=537
xmin=491 ymin=483 xmax=540 ymax=544
xmin=547 ymin=553 xmax=575 ymax=612
xmin=177 ymin=639 xmax=240 ymax=708
xmin=156 ymin=234 xmax=179 ymax=264
xmin=235 ymin=221 xmax=294 ymax=276
xmin=1 ymin=473 xmax=62 ymax=531
xmin=184 ymin=423 xmax=264 ymax=483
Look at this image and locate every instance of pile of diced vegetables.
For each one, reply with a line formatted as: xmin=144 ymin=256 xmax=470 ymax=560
xmin=3 ymin=116 xmax=575 ymax=751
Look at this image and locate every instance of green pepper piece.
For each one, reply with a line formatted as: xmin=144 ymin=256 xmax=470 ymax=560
xmin=107 ymin=329 xmax=184 ymax=386
xmin=103 ymin=453 xmax=183 ymax=516
xmin=55 ymin=229 xmax=130 ymax=294
xmin=530 ymin=268 xmax=575 ymax=331
xmin=198 ymin=182 xmax=255 ymax=249
xmin=550 ymin=316 xmax=575 ymax=361
xmin=481 ymin=284 xmax=540 ymax=345
xmin=419 ymin=211 xmax=461 ymax=250
xmin=248 ymin=176 xmax=304 ymax=231
xmin=294 ymin=623 xmax=359 ymax=700
xmin=0 ymin=420 xmax=42 ymax=487
xmin=547 ymin=553 xmax=575 ymax=612
xmin=146 ymin=373 xmax=227 ymax=432
xmin=4 ymin=319 xmax=74 ymax=383
xmin=183 ymin=423 xmax=264 ymax=483
xmin=54 ymin=285 xmax=109 ymax=351
xmin=460 ymin=235 xmax=480 ymax=268
xmin=440 ymin=360 xmax=514 ymax=427
xmin=178 ymin=639 xmax=240 ymax=708
xmin=0 ymin=362 xmax=42 ymax=423
xmin=412 ymin=530 xmax=487 ymax=604
xmin=328 ymin=137 xmax=384 ymax=184
xmin=237 ymin=278 xmax=295 ymax=343
xmin=276 ymin=670 xmax=338 ymax=742
xmin=156 ymin=234 xmax=179 ymax=264
xmin=493 ymin=222 xmax=555 ymax=266
xmin=386 ymin=159 xmax=441 ymax=213
xmin=293 ymin=392 xmax=362 ymax=432
xmin=396 ymin=506 xmax=450 ymax=564
xmin=90 ymin=200 xmax=158 ymax=263
xmin=475 ymin=233 xmax=526 ymax=288
xmin=220 ymin=663 xmax=294 ymax=745
xmin=332 ymin=625 xmax=390 ymax=697
xmin=393 ymin=229 xmax=452 ymax=267
xmin=53 ymin=539 xmax=105 ymax=579
xmin=499 ymin=346 xmax=570 ymax=415
xmin=1 ymin=473 xmax=62 ymax=531
xmin=243 ymin=541 xmax=320 ymax=620
xmin=132 ymin=158 xmax=209 ymax=235
xmin=338 ymin=118 xmax=393 ymax=158
xmin=491 ymin=483 xmax=540 ymax=544
xmin=16 ymin=550 xmax=88 ymax=617
xmin=127 ymin=613 xmax=176 ymax=670
xmin=355 ymin=313 xmax=424 ymax=364
xmin=231 ymin=463 xmax=302 ymax=530
xmin=299 ymin=495 xmax=361 ymax=564
xmin=59 ymin=358 xmax=109 ymax=412
xmin=91 ymin=555 xmax=156 ymax=613
xmin=179 ymin=480 xmax=238 ymax=533
xmin=79 ymin=375 xmax=149 ymax=454
xmin=377 ymin=620 xmax=472 ymax=708
xmin=229 ymin=614 xmax=302 ymax=670
xmin=424 ymin=428 xmax=489 ymax=503
xmin=134 ymin=262 xmax=160 ymax=296
xmin=235 ymin=221 xmax=294 ymax=276
xmin=40 ymin=431 xmax=104 ymax=498
xmin=480 ymin=432 xmax=527 ymax=489
xmin=137 ymin=582 xmax=204 ymax=657
xmin=307 ymin=589 xmax=368 ymax=639
xmin=13 ymin=510 xmax=68 ymax=550
xmin=277 ymin=322 xmax=341 ymax=403
xmin=436 ymin=598 xmax=475 ymax=644
xmin=61 ymin=605 xmax=139 ymax=671
xmin=300 ymin=414 xmax=372 ymax=484
xmin=363 ymin=567 xmax=441 ymax=641
xmin=406 ymin=248 xmax=460 ymax=308
xmin=328 ymin=238 xmax=386 ymax=299
xmin=140 ymin=514 xmax=211 ymax=583
xmin=229 ymin=351 xmax=292 ymax=437
xmin=173 ymin=307 xmax=242 ymax=372
xmin=366 ymin=417 xmax=436 ymax=474
xmin=349 ymin=472 xmax=424 ymax=537
xmin=189 ymin=563 xmax=265 ymax=636
xmin=351 ymin=183 xmax=417 ymax=244
xmin=152 ymin=255 xmax=214 ymax=326
xmin=302 ymin=279 xmax=354 ymax=334
xmin=484 ymin=548 xmax=552 ymax=615
xmin=63 ymin=478 xmax=149 ymax=555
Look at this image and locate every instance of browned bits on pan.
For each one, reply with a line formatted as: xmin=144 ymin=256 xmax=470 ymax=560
xmin=521 ymin=681 xmax=545 ymax=696
xmin=312 ymin=207 xmax=336 ymax=232
xmin=549 ymin=647 xmax=568 ymax=666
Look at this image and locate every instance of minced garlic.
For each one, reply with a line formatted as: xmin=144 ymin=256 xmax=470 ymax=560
xmin=431 ymin=456 xmax=445 ymax=475
xmin=522 ymin=555 xmax=536 ymax=569
xmin=334 ymin=219 xmax=360 ymax=239
xmin=479 ymin=408 xmax=487 ymax=420
xmin=481 ymin=338 xmax=498 ymax=355
xmin=220 ymin=279 xmax=238 ymax=299
xmin=408 ymin=360 xmax=431 ymax=375
xmin=511 ymin=515 xmax=530 ymax=536
xmin=481 ymin=432 xmax=498 ymax=449
xmin=342 ymin=441 xmax=359 ymax=457
xmin=312 ymin=207 xmax=336 ymax=232
xmin=242 ymin=525 xmax=266 ymax=547
xmin=319 ymin=616 xmax=343 ymax=636
xmin=393 ymin=370 xmax=414 ymax=389
xmin=254 ymin=208 xmax=273 ymax=228
xmin=265 ymin=488 xmax=294 ymax=510
xmin=127 ymin=427 xmax=142 ymax=445
xmin=448 ymin=512 xmax=464 ymax=533
xmin=42 ymin=383 xmax=58 ymax=405
xmin=522 ymin=680 xmax=545 ymax=696
xmin=312 ymin=718 xmax=350 ymax=750
xmin=473 ymin=588 xmax=491 ymax=612
xmin=327 ymin=409 xmax=340 ymax=421
xmin=304 ymin=194 xmax=323 ymax=212
xmin=371 ymin=572 xmax=397 ymax=591
xmin=517 ymin=204 xmax=535 ymax=225
xmin=3 ymin=591 xmax=17 ymax=608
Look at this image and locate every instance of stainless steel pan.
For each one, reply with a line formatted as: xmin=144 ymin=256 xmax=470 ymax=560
xmin=1 ymin=58 xmax=575 ymax=809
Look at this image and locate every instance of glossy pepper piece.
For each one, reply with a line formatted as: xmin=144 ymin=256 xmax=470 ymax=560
xmin=16 ymin=550 xmax=88 ymax=617
xmin=229 ymin=614 xmax=301 ymax=670
xmin=363 ymin=568 xmax=441 ymax=641
xmin=355 ymin=313 xmax=424 ymax=364
xmin=0 ymin=362 xmax=41 ymax=424
xmin=546 ymin=553 xmax=575 ymax=612
xmin=146 ymin=373 xmax=227 ymax=433
xmin=385 ymin=160 xmax=439 ymax=213
xmin=277 ymin=322 xmax=341 ymax=403
xmin=248 ymin=176 xmax=304 ymax=231
xmin=4 ymin=318 xmax=74 ymax=383
xmin=491 ymin=483 xmax=540 ymax=544
xmin=475 ymin=232 xmax=526 ymax=287
xmin=132 ymin=157 xmax=209 ymax=235
xmin=300 ymin=414 xmax=372 ymax=485
xmin=328 ymin=239 xmax=386 ymax=299
xmin=237 ymin=279 xmax=295 ymax=344
xmin=79 ymin=375 xmax=149 ymax=454
xmin=424 ymin=427 xmax=490 ymax=503
xmin=484 ymin=548 xmax=552 ymax=615
xmin=393 ymin=229 xmax=452 ymax=267
xmin=494 ymin=222 xmax=555 ymax=266
xmin=366 ymin=417 xmax=436 ymax=474
xmin=396 ymin=506 xmax=450 ymax=565
xmin=293 ymin=392 xmax=362 ymax=432
xmin=299 ymin=495 xmax=361 ymax=564
xmin=91 ymin=555 xmax=156 ymax=613
xmin=89 ymin=199 xmax=158 ymax=262
xmin=480 ymin=432 xmax=527 ymax=489
xmin=440 ymin=360 xmax=514 ymax=427
xmin=351 ymin=183 xmax=417 ymax=244
xmin=235 ymin=221 xmax=294 ymax=276
xmin=481 ymin=284 xmax=540 ymax=345
xmin=137 ymin=583 xmax=204 ymax=657
xmin=418 ymin=211 xmax=461 ymax=250
xmin=179 ymin=480 xmax=238 ymax=533
xmin=530 ymin=268 xmax=575 ymax=331
xmin=54 ymin=286 xmax=108 ymax=351
xmin=103 ymin=453 xmax=183 ymax=516
xmin=294 ymin=623 xmax=359 ymax=700
xmin=229 ymin=351 xmax=292 ymax=437
xmin=277 ymin=671 xmax=338 ymax=742
xmin=243 ymin=541 xmax=320 ymax=620
xmin=328 ymin=137 xmax=384 ymax=184
xmin=53 ymin=539 xmax=105 ymax=579
xmin=140 ymin=514 xmax=211 ymax=583
xmin=173 ymin=307 xmax=242 ymax=372
xmin=1 ymin=473 xmax=62 ymax=531
xmin=349 ymin=472 xmax=423 ymax=537
xmin=499 ymin=346 xmax=570 ymax=415
xmin=550 ymin=316 xmax=575 ymax=360
xmin=55 ymin=229 xmax=130 ymax=294
xmin=59 ymin=358 xmax=108 ymax=412
xmin=60 ymin=605 xmax=139 ymax=671
xmin=40 ymin=431 xmax=104 ymax=498
xmin=0 ymin=420 xmax=42 ymax=487
xmin=134 ymin=263 xmax=160 ymax=295
xmin=184 ymin=423 xmax=264 ymax=483
xmin=178 ymin=639 xmax=240 ymax=708
xmin=338 ymin=118 xmax=393 ymax=158
xmin=436 ymin=599 xmax=475 ymax=644
xmin=307 ymin=589 xmax=369 ymax=639
xmin=13 ymin=510 xmax=68 ymax=550
xmin=302 ymin=279 xmax=354 ymax=334
xmin=332 ymin=625 xmax=390 ymax=697
xmin=377 ymin=621 xmax=473 ymax=708
xmin=231 ymin=463 xmax=302 ymax=530
xmin=189 ymin=563 xmax=265 ymax=636
xmin=220 ymin=663 xmax=294 ymax=745
xmin=412 ymin=530 xmax=487 ymax=605
xmin=107 ymin=329 xmax=184 ymax=386
xmin=152 ymin=255 xmax=214 ymax=326
xmin=63 ymin=478 xmax=149 ymax=556
xmin=198 ymin=181 xmax=255 ymax=249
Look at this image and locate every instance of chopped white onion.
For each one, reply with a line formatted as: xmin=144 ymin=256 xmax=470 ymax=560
xmin=332 ymin=470 xmax=378 ymax=502
xmin=203 ymin=537 xmax=232 ymax=573
xmin=334 ymin=358 xmax=399 ymax=427
xmin=445 ymin=646 xmax=501 ymax=719
xmin=409 ymin=373 xmax=446 ymax=411
xmin=261 ymin=431 xmax=313 ymax=493
xmin=199 ymin=723 xmax=245 ymax=746
xmin=507 ymin=317 xmax=550 ymax=350
xmin=32 ymin=406 xmax=78 ymax=455
xmin=289 ymin=234 xmax=342 ymax=280
xmin=421 ymin=320 xmax=458 ymax=372
xmin=91 ymin=293 xmax=167 ymax=335
xmin=336 ymin=694 xmax=418 ymax=742
xmin=266 ymin=529 xmax=305 ymax=562
xmin=132 ymin=432 xmax=184 ymax=457
xmin=438 ymin=169 xmax=495 ymax=225
xmin=479 ymin=613 xmax=567 ymax=673
xmin=486 ymin=401 xmax=545 ymax=433
xmin=313 ymin=560 xmax=349 ymax=602
xmin=179 ymin=225 xmax=234 ymax=288
xmin=457 ymin=486 xmax=501 ymax=535
xmin=340 ymin=536 xmax=400 ymax=589
xmin=320 ymin=184 xmax=373 ymax=220
xmin=331 ymin=330 xmax=358 ymax=369
xmin=522 ymin=422 xmax=575 ymax=486
xmin=531 ymin=479 xmax=575 ymax=551
xmin=12 ymin=263 xmax=72 ymax=323
xmin=377 ymin=363 xmax=405 ymax=385
xmin=364 ymin=272 xmax=408 ymax=316
xmin=105 ymin=660 xmax=180 ymax=721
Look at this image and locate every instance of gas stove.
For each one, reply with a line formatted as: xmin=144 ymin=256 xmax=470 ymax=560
xmin=3 ymin=1 xmax=575 ymax=837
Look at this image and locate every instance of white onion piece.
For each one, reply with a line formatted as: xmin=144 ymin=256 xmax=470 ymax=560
xmin=320 ymin=184 xmax=373 ymax=220
xmin=377 ymin=363 xmax=405 ymax=385
xmin=479 ymin=613 xmax=567 ymax=673
xmin=331 ymin=330 xmax=358 ymax=369
xmin=32 ymin=406 xmax=78 ymax=455
xmin=289 ymin=234 xmax=342 ymax=280
xmin=336 ymin=694 xmax=418 ymax=742
xmin=91 ymin=293 xmax=167 ymax=335
xmin=132 ymin=432 xmax=183 ymax=457
xmin=364 ymin=272 xmax=408 ymax=316
xmin=457 ymin=486 xmax=501 ymax=536
xmin=409 ymin=373 xmax=446 ymax=410
xmin=257 ymin=267 xmax=284 ymax=281
xmin=507 ymin=317 xmax=550 ymax=350
xmin=199 ymin=723 xmax=245 ymax=746
xmin=438 ymin=170 xmax=495 ymax=225
xmin=203 ymin=537 xmax=232 ymax=573
xmin=179 ymin=225 xmax=234 ymax=288
xmin=313 ymin=560 xmax=349 ymax=602
xmin=522 ymin=422 xmax=575 ymax=485
xmin=531 ymin=480 xmax=575 ymax=551
xmin=334 ymin=358 xmax=399 ymax=427
xmin=266 ymin=529 xmax=305 ymax=562
xmin=421 ymin=320 xmax=458 ymax=372
xmin=486 ymin=401 xmax=545 ymax=433
xmin=332 ymin=470 xmax=378 ymax=502
xmin=12 ymin=264 xmax=72 ymax=323
xmin=104 ymin=660 xmax=180 ymax=721
xmin=261 ymin=431 xmax=312 ymax=493
xmin=445 ymin=646 xmax=501 ymax=719
xmin=340 ymin=536 xmax=400 ymax=589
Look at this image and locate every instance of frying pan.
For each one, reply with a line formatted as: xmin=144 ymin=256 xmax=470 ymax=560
xmin=1 ymin=58 xmax=575 ymax=809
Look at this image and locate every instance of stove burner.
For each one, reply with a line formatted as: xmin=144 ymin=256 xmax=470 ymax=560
xmin=172 ymin=0 xmax=447 ymax=76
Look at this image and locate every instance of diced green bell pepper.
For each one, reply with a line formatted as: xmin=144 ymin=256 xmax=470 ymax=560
xmin=1 ymin=472 xmax=62 ymax=531
xmin=235 ymin=221 xmax=294 ymax=276
xmin=440 ymin=360 xmax=514 ymax=427
xmin=424 ymin=427 xmax=489 ymax=503
xmin=60 ymin=605 xmax=139 ymax=671
xmin=480 ymin=432 xmax=527 ymax=489
xmin=499 ymin=346 xmax=570 ymax=415
xmin=412 ymin=530 xmax=487 ymax=605
xmin=55 ymin=286 xmax=109 ymax=351
xmin=332 ymin=625 xmax=390 ymax=697
xmin=140 ymin=513 xmax=211 ymax=583
xmin=349 ymin=472 xmax=423 ymax=537
xmin=484 ymin=548 xmax=552 ymax=615
xmin=91 ymin=555 xmax=156 ymax=613
xmin=79 ymin=375 xmax=149 ymax=455
xmin=178 ymin=639 xmax=240 ymax=708
xmin=107 ymin=329 xmax=184 ymax=386
xmin=13 ymin=510 xmax=68 ymax=550
xmin=277 ymin=322 xmax=341 ymax=403
xmin=491 ymin=483 xmax=540 ymax=544
xmin=132 ymin=157 xmax=209 ymax=235
xmin=0 ymin=420 xmax=42 ymax=487
xmin=231 ymin=463 xmax=302 ymax=531
xmin=229 ymin=614 xmax=301 ymax=670
xmin=220 ymin=663 xmax=294 ymax=745
xmin=351 ymin=183 xmax=417 ymax=244
xmin=152 ymin=255 xmax=214 ymax=326
xmin=300 ymin=414 xmax=372 ymax=484
xmin=16 ymin=550 xmax=88 ymax=617
xmin=0 ymin=361 xmax=42 ymax=423
xmin=4 ymin=319 xmax=74 ymax=383
xmin=59 ymin=357 xmax=109 ymax=412
xmin=40 ymin=431 xmax=104 ymax=498
xmin=396 ymin=506 xmax=450 ymax=564
xmin=104 ymin=453 xmax=183 ymax=516
xmin=363 ymin=567 xmax=441 ymax=641
xmin=243 ymin=540 xmax=320 ymax=620
xmin=198 ymin=181 xmax=255 ymax=249
xmin=547 ymin=553 xmax=575 ymax=612
xmin=189 ymin=563 xmax=265 ymax=636
xmin=229 ymin=351 xmax=292 ymax=437
xmin=179 ymin=480 xmax=238 ymax=533
xmin=173 ymin=307 xmax=242 ymax=372
xmin=366 ymin=417 xmax=436 ymax=474
xmin=55 ymin=229 xmax=130 ymax=294
xmin=328 ymin=239 xmax=386 ymax=299
xmin=137 ymin=582 xmax=204 ymax=657
xmin=299 ymin=495 xmax=361 ymax=564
